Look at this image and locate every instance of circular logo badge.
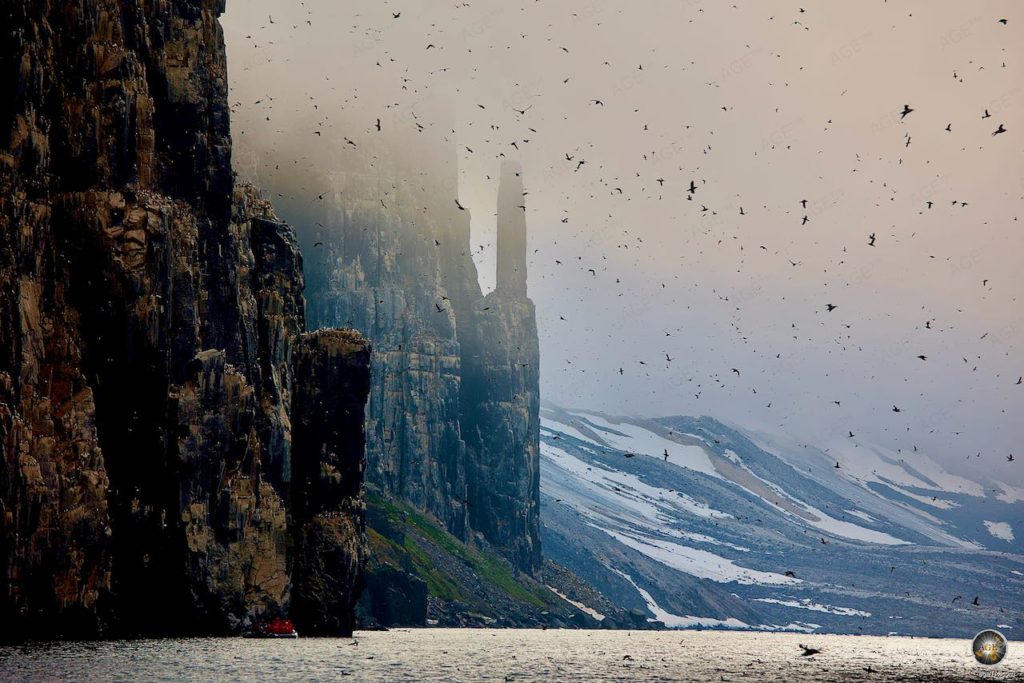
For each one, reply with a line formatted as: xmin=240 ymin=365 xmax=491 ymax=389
xmin=973 ymin=630 xmax=1007 ymax=665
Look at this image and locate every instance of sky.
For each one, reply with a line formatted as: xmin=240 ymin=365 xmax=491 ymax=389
xmin=221 ymin=1 xmax=1023 ymax=485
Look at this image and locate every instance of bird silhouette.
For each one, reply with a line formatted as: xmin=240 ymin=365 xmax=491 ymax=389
xmin=798 ymin=644 xmax=821 ymax=656
xmin=992 ymin=124 xmax=1006 ymax=135
xmin=900 ymin=104 xmax=914 ymax=119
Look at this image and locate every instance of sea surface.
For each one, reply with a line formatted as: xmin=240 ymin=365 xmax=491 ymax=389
xmin=0 ymin=629 xmax=1020 ymax=682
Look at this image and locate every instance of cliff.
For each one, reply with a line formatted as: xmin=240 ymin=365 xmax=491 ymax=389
xmin=288 ymin=150 xmax=542 ymax=577
xmin=0 ymin=0 xmax=369 ymax=638
xmin=303 ymin=157 xmax=472 ymax=541
xmin=291 ymin=330 xmax=372 ymax=636
xmin=460 ymin=161 xmax=542 ymax=573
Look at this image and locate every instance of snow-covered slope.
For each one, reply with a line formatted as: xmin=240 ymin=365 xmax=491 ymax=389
xmin=540 ymin=406 xmax=1024 ymax=638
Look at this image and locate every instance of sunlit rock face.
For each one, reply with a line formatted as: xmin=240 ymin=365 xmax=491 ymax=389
xmin=0 ymin=0 xmax=369 ymax=638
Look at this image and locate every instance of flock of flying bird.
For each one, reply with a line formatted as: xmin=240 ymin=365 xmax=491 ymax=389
xmin=221 ymin=1 xmax=1022 ymax=658
xmin=234 ymin=3 xmax=1024 ymax=485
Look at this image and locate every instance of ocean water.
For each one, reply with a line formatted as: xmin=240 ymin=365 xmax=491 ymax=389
xmin=0 ymin=629 xmax=1020 ymax=682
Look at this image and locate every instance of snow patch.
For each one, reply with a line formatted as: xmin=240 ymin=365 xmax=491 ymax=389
xmin=541 ymin=441 xmax=729 ymax=521
xmin=752 ymin=597 xmax=871 ymax=617
xmin=605 ymin=530 xmax=799 ymax=585
xmin=828 ymin=440 xmax=986 ymax=498
xmin=611 ymin=569 xmax=752 ymax=630
xmin=546 ymin=585 xmax=605 ymax=621
xmin=992 ymin=482 xmax=1024 ymax=504
xmin=984 ymin=521 xmax=1015 ymax=542
xmin=565 ymin=412 xmax=722 ymax=479
xmin=846 ymin=510 xmax=876 ymax=522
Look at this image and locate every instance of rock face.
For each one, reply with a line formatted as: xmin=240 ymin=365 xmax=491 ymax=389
xmin=0 ymin=0 xmax=369 ymax=638
xmin=291 ymin=330 xmax=372 ymax=637
xmin=304 ymin=159 xmax=471 ymax=540
xmin=297 ymin=151 xmax=542 ymax=575
xmin=461 ymin=161 xmax=542 ymax=573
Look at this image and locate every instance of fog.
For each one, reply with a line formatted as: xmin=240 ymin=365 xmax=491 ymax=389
xmin=222 ymin=1 xmax=1023 ymax=485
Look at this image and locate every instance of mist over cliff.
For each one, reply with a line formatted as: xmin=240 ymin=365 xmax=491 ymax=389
xmin=235 ymin=119 xmax=544 ymax=578
xmin=223 ymin=1 xmax=1024 ymax=487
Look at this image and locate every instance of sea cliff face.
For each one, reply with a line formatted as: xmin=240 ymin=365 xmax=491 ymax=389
xmin=294 ymin=155 xmax=543 ymax=577
xmin=233 ymin=130 xmax=546 ymax=624
xmin=0 ymin=0 xmax=369 ymax=638
xmin=460 ymin=161 xmax=542 ymax=574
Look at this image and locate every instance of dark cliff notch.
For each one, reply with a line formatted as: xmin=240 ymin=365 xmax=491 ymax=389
xmin=0 ymin=0 xmax=369 ymax=638
xmin=461 ymin=161 xmax=542 ymax=573
xmin=291 ymin=330 xmax=372 ymax=637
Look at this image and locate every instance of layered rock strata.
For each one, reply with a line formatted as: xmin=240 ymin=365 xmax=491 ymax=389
xmin=0 ymin=0 xmax=369 ymax=638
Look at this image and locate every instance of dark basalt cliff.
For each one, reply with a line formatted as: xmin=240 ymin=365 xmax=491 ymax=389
xmin=0 ymin=0 xmax=369 ymax=638
xmin=291 ymin=329 xmax=372 ymax=636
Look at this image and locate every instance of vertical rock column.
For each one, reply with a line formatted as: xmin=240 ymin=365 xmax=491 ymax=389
xmin=495 ymin=161 xmax=529 ymax=297
xmin=461 ymin=161 xmax=542 ymax=573
xmin=291 ymin=329 xmax=372 ymax=636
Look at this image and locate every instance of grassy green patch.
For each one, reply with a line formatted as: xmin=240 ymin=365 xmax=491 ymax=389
xmin=401 ymin=535 xmax=465 ymax=602
xmin=366 ymin=490 xmax=546 ymax=609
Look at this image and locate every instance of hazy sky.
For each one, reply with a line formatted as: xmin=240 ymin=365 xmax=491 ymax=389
xmin=222 ymin=1 xmax=1023 ymax=485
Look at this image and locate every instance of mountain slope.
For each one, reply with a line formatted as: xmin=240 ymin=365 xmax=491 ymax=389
xmin=540 ymin=406 xmax=1024 ymax=637
xmin=355 ymin=489 xmax=657 ymax=630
